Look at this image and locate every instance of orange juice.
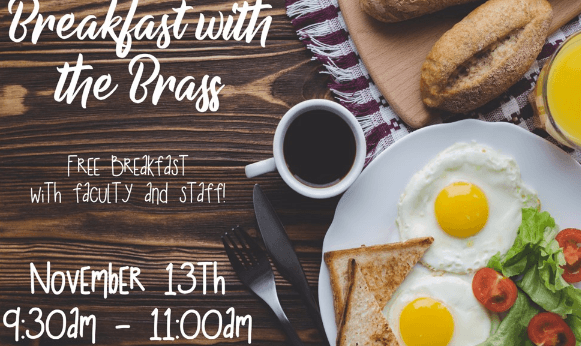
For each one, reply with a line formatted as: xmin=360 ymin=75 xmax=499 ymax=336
xmin=546 ymin=34 xmax=581 ymax=146
xmin=533 ymin=32 xmax=581 ymax=149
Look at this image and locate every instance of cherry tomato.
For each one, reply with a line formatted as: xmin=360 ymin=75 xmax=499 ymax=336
xmin=556 ymin=228 xmax=581 ymax=283
xmin=472 ymin=268 xmax=518 ymax=312
xmin=527 ymin=312 xmax=576 ymax=346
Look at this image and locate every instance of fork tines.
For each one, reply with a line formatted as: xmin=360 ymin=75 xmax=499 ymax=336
xmin=221 ymin=226 xmax=304 ymax=345
xmin=222 ymin=226 xmax=266 ymax=270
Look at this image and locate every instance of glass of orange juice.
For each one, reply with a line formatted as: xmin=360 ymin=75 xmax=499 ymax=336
xmin=533 ymin=32 xmax=581 ymax=149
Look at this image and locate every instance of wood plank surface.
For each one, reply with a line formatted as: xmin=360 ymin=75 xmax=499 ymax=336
xmin=0 ymin=0 xmax=334 ymax=344
xmin=338 ymin=0 xmax=581 ymax=128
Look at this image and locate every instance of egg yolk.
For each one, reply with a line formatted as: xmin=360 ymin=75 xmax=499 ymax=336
xmin=435 ymin=182 xmax=489 ymax=238
xmin=400 ymin=297 xmax=454 ymax=346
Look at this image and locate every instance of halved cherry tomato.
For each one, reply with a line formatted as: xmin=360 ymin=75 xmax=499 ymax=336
xmin=556 ymin=228 xmax=581 ymax=283
xmin=527 ymin=312 xmax=576 ymax=346
xmin=472 ymin=267 xmax=518 ymax=312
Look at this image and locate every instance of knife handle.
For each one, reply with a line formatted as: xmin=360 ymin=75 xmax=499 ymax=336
xmin=278 ymin=265 xmax=328 ymax=344
xmin=275 ymin=305 xmax=306 ymax=346
xmin=301 ymin=285 xmax=327 ymax=343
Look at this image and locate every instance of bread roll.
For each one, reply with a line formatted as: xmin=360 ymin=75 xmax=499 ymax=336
xmin=360 ymin=0 xmax=479 ymax=23
xmin=420 ymin=0 xmax=552 ymax=113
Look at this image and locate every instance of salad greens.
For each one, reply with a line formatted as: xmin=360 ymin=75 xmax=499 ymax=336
xmin=477 ymin=291 xmax=539 ymax=346
xmin=488 ymin=208 xmax=566 ymax=291
xmin=518 ymin=265 xmax=572 ymax=316
xmin=482 ymin=208 xmax=581 ymax=345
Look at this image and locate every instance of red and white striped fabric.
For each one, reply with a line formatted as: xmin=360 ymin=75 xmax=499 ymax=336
xmin=285 ymin=0 xmax=581 ymax=164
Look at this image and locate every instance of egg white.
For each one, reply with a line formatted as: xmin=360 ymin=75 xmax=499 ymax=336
xmin=396 ymin=142 xmax=539 ymax=274
xmin=383 ymin=266 xmax=495 ymax=346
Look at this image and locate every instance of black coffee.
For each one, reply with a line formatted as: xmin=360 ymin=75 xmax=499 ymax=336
xmin=283 ymin=109 xmax=356 ymax=188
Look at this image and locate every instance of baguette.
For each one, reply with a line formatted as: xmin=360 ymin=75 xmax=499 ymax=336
xmin=360 ymin=0 xmax=479 ymax=23
xmin=420 ymin=0 xmax=552 ymax=113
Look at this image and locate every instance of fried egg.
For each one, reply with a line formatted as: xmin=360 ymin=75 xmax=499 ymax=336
xmin=383 ymin=266 xmax=496 ymax=346
xmin=397 ymin=142 xmax=539 ymax=274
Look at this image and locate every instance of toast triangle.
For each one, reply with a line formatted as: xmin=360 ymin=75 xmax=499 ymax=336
xmin=337 ymin=259 xmax=398 ymax=346
xmin=324 ymin=237 xmax=433 ymax=325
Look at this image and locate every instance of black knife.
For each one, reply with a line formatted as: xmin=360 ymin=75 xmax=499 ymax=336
xmin=253 ymin=184 xmax=328 ymax=343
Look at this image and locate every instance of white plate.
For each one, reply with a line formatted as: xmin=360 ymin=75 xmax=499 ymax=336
xmin=318 ymin=119 xmax=581 ymax=344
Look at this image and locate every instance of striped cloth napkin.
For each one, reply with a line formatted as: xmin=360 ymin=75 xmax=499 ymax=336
xmin=285 ymin=0 xmax=581 ymax=164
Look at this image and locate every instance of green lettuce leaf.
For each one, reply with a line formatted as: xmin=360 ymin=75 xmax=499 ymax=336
xmin=517 ymin=265 xmax=572 ymax=316
xmin=568 ymin=286 xmax=581 ymax=317
xmin=520 ymin=208 xmax=555 ymax=244
xmin=488 ymin=208 xmax=558 ymax=278
xmin=477 ymin=291 xmax=540 ymax=346
xmin=487 ymin=208 xmax=572 ymax=314
xmin=539 ymin=221 xmax=568 ymax=292
xmin=565 ymin=314 xmax=581 ymax=346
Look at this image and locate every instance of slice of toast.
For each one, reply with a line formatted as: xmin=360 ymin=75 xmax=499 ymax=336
xmin=337 ymin=259 xmax=398 ymax=346
xmin=324 ymin=237 xmax=434 ymax=325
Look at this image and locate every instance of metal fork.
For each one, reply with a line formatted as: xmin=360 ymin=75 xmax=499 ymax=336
xmin=222 ymin=226 xmax=305 ymax=346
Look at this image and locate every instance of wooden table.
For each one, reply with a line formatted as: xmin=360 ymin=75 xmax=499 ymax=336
xmin=0 ymin=0 xmax=334 ymax=344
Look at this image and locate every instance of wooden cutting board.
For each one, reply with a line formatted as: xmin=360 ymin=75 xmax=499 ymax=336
xmin=337 ymin=0 xmax=581 ymax=128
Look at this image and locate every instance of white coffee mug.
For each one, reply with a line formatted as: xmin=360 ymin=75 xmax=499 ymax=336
xmin=245 ymin=99 xmax=366 ymax=199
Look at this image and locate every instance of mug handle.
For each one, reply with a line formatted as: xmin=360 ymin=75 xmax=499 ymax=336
xmin=245 ymin=158 xmax=277 ymax=178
